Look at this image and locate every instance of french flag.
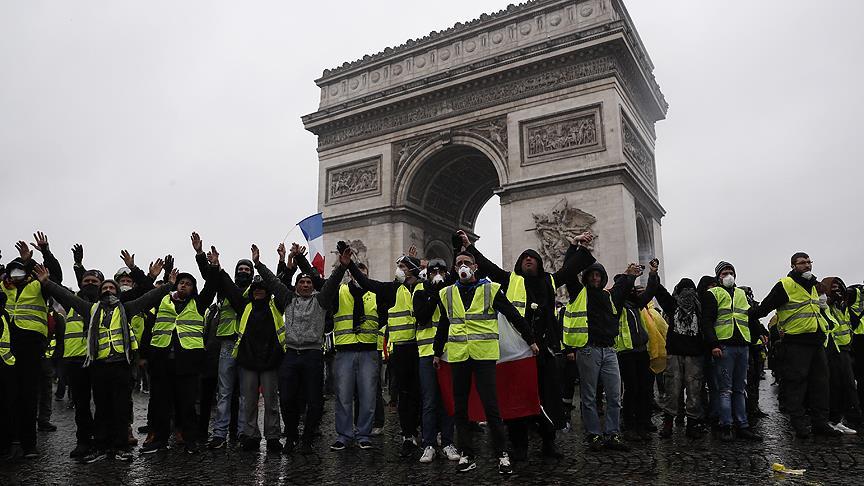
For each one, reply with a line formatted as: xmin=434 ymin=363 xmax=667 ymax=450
xmin=437 ymin=314 xmax=541 ymax=421
xmin=298 ymin=213 xmax=325 ymax=275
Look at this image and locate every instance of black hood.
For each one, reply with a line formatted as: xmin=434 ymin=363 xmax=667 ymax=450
xmin=514 ymin=249 xmax=545 ymax=276
xmin=696 ymin=275 xmax=716 ymax=296
xmin=581 ymin=263 xmax=608 ymax=288
xmin=235 ymin=259 xmax=254 ymax=277
xmin=175 ymin=272 xmax=199 ymax=296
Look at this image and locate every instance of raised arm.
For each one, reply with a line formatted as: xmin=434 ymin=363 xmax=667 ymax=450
xmin=654 ymin=283 xmax=676 ymax=316
xmin=315 ymin=248 xmax=351 ymax=310
xmin=33 ymin=265 xmax=91 ymax=318
xmin=551 ymin=232 xmax=597 ymax=287
xmin=252 ymin=245 xmax=293 ymax=309
xmin=751 ymin=281 xmax=788 ymax=320
xmin=460 ymin=229 xmax=510 ymax=285
xmin=125 ymin=280 xmax=174 ymax=317
xmin=610 ymin=265 xmax=639 ymax=311
xmin=346 ymin=260 xmax=396 ymax=301
xmin=217 ymin=269 xmax=247 ymax=314
xmin=635 ymin=261 xmax=660 ymax=308
xmin=294 ymin=251 xmax=326 ymax=291
xmin=72 ymin=243 xmax=85 ymax=287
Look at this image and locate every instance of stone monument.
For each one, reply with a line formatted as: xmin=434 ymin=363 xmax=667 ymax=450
xmin=302 ymin=0 xmax=667 ymax=279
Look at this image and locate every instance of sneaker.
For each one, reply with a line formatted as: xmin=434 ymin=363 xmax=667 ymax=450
xmin=586 ymin=434 xmax=604 ymax=452
xmin=37 ymin=421 xmax=57 ymax=432
xmin=80 ymin=450 xmax=107 ymax=464
xmin=139 ymin=441 xmax=166 ymax=454
xmin=358 ymin=441 xmax=373 ymax=450
xmin=23 ymin=448 xmax=39 ymax=459
xmin=419 ymin=446 xmax=436 ymax=463
xmin=835 ymin=422 xmax=858 ymax=435
xmin=70 ymin=443 xmax=90 ymax=458
xmin=399 ymin=436 xmax=416 ymax=457
xmin=299 ymin=441 xmax=314 ymax=455
xmin=685 ymin=422 xmax=704 ymax=439
xmin=370 ymin=427 xmax=383 ymax=436
xmin=207 ymin=437 xmax=227 ymax=449
xmin=443 ymin=444 xmax=461 ymax=461
xmin=184 ymin=443 xmax=199 ymax=454
xmin=115 ymin=450 xmax=134 ymax=462
xmin=736 ymin=427 xmax=762 ymax=442
xmin=330 ymin=441 xmax=347 ymax=451
xmin=266 ymin=439 xmax=283 ymax=453
xmin=813 ymin=424 xmax=843 ymax=437
xmin=604 ymin=434 xmax=630 ymax=451
xmin=498 ymin=452 xmax=513 ymax=475
xmin=457 ymin=455 xmax=476 ymax=473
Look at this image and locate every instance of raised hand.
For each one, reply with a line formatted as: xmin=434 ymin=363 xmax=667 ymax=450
xmin=120 ymin=250 xmax=135 ymax=269
xmin=163 ymin=254 xmax=174 ymax=277
xmin=149 ymin=258 xmax=165 ymax=279
xmin=33 ymin=263 xmax=50 ymax=283
xmin=251 ymin=244 xmax=260 ymax=264
xmin=16 ymin=240 xmax=33 ymax=261
xmin=408 ymin=245 xmax=418 ymax=258
xmin=649 ymin=258 xmax=660 ymax=273
xmin=297 ymin=245 xmax=307 ymax=257
xmin=30 ymin=231 xmax=49 ymax=254
xmin=72 ymin=244 xmax=84 ymax=265
xmin=338 ymin=245 xmax=353 ymax=266
xmin=277 ymin=243 xmax=286 ymax=262
xmin=191 ymin=232 xmax=203 ymax=254
xmin=573 ymin=231 xmax=594 ymax=245
xmin=456 ymin=230 xmax=471 ymax=249
xmin=168 ymin=268 xmax=178 ymax=285
xmin=626 ymin=263 xmax=643 ymax=276
xmin=207 ymin=246 xmax=220 ymax=268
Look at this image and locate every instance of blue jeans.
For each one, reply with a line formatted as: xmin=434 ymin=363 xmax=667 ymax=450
xmin=212 ymin=339 xmax=244 ymax=439
xmin=576 ymin=346 xmax=622 ymax=436
xmin=418 ymin=356 xmax=454 ymax=448
xmin=332 ymin=350 xmax=378 ymax=444
xmin=713 ymin=344 xmax=749 ymax=428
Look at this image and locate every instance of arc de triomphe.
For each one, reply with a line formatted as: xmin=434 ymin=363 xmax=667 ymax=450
xmin=302 ymin=0 xmax=667 ymax=279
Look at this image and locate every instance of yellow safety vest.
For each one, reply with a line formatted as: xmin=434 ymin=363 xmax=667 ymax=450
xmin=562 ymin=287 xmax=589 ymax=348
xmin=505 ymin=273 xmax=556 ymax=317
xmin=0 ymin=314 xmax=14 ymax=365
xmin=3 ymin=280 xmax=48 ymax=337
xmin=709 ymin=286 xmax=751 ymax=343
xmin=63 ymin=309 xmax=87 ymax=358
xmin=614 ymin=304 xmax=635 ymax=352
xmin=93 ymin=303 xmax=138 ymax=360
xmin=151 ymin=295 xmax=205 ymax=349
xmin=232 ymin=299 xmax=285 ymax=358
xmin=333 ymin=284 xmax=379 ymax=346
xmin=216 ymin=290 xmax=249 ymax=337
xmin=777 ymin=277 xmax=823 ymax=336
xmin=388 ymin=284 xmax=418 ymax=344
xmin=416 ymin=287 xmax=441 ymax=358
xmin=439 ymin=282 xmax=501 ymax=362
xmin=45 ymin=337 xmax=56 ymax=358
xmin=130 ymin=314 xmax=146 ymax=345
xmin=829 ymin=305 xmax=852 ymax=347
xmin=851 ymin=288 xmax=864 ymax=334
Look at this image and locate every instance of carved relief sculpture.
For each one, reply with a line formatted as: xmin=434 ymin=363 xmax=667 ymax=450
xmin=532 ymin=198 xmax=598 ymax=272
xmin=621 ymin=112 xmax=656 ymax=184
xmin=326 ymin=157 xmax=382 ymax=203
xmin=520 ymin=105 xmax=604 ymax=166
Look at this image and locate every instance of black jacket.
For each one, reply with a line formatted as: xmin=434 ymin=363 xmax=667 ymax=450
xmin=655 ymin=285 xmax=704 ymax=356
xmin=753 ymin=272 xmax=821 ymax=346
xmin=564 ymin=263 xmax=634 ymax=350
xmin=617 ymin=271 xmax=659 ymax=354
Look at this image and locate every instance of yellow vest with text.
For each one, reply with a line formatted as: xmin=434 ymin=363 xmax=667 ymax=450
xmin=232 ymin=299 xmax=285 ymax=358
xmin=440 ymin=282 xmax=501 ymax=362
xmin=333 ymin=284 xmax=379 ymax=346
xmin=4 ymin=280 xmax=48 ymax=337
xmin=151 ymin=295 xmax=205 ymax=349
xmin=388 ymin=284 xmax=418 ymax=344
xmin=708 ymin=286 xmax=751 ymax=343
xmin=64 ymin=308 xmax=87 ymax=358
xmin=0 ymin=314 xmax=14 ymax=365
xmin=777 ymin=277 xmax=823 ymax=336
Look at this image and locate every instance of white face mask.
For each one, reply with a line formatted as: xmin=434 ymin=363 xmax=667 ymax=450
xmin=394 ymin=267 xmax=406 ymax=283
xmin=418 ymin=269 xmax=427 ymax=281
xmin=431 ymin=274 xmax=445 ymax=284
xmin=458 ymin=265 xmax=474 ymax=280
xmin=119 ymin=285 xmax=133 ymax=292
xmin=801 ymin=270 xmax=813 ymax=280
xmin=9 ymin=269 xmax=26 ymax=279
xmin=818 ymin=294 xmax=828 ymax=309
xmin=721 ymin=275 xmax=735 ymax=288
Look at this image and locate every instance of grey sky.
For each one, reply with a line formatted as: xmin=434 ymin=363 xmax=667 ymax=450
xmin=2 ymin=1 xmax=862 ymax=299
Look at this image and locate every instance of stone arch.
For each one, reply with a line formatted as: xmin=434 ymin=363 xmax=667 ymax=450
xmin=636 ymin=211 xmax=654 ymax=265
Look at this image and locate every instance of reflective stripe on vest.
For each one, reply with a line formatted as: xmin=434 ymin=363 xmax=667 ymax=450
xmin=614 ymin=303 xmax=633 ymax=352
xmin=505 ymin=273 xmax=556 ymax=317
xmin=45 ymin=337 xmax=56 ymax=358
xmin=440 ymin=281 xmax=501 ymax=362
xmin=92 ymin=303 xmax=138 ymax=360
xmin=829 ymin=305 xmax=852 ymax=347
xmin=0 ymin=315 xmax=14 ymax=365
xmin=3 ymin=281 xmax=49 ymax=337
xmin=852 ymin=289 xmax=864 ymax=335
xmin=388 ymin=284 xmax=418 ymax=344
xmin=333 ymin=284 xmax=379 ymax=346
xmin=216 ymin=291 xmax=248 ymax=337
xmin=233 ymin=299 xmax=285 ymax=358
xmin=777 ymin=277 xmax=822 ymax=335
xmin=416 ymin=285 xmax=441 ymax=358
xmin=63 ymin=309 xmax=87 ymax=358
xmin=562 ymin=287 xmax=589 ymax=348
xmin=152 ymin=295 xmax=205 ymax=349
xmin=709 ymin=286 xmax=751 ymax=343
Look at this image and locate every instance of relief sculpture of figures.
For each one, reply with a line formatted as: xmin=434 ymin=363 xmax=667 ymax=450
xmin=532 ymin=198 xmax=598 ymax=271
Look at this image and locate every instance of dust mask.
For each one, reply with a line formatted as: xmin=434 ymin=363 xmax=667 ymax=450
xmin=394 ymin=267 xmax=406 ymax=283
xmin=721 ymin=275 xmax=735 ymax=288
xmin=801 ymin=271 xmax=813 ymax=280
xmin=431 ymin=274 xmax=444 ymax=285
xmin=458 ymin=265 xmax=474 ymax=280
xmin=818 ymin=294 xmax=828 ymax=308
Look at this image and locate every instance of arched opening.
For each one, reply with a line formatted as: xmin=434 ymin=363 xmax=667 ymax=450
xmin=474 ymin=195 xmax=502 ymax=267
xmin=636 ymin=212 xmax=654 ymax=284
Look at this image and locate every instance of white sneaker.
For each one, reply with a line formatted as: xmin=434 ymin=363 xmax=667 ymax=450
xmin=443 ymin=444 xmax=460 ymax=461
xmin=835 ymin=422 xmax=857 ymax=435
xmin=419 ymin=446 xmax=436 ymax=463
xmin=370 ymin=427 xmax=383 ymax=436
xmin=498 ymin=452 xmax=513 ymax=475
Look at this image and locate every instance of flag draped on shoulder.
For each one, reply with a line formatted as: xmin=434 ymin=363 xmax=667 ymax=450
xmin=298 ymin=213 xmax=325 ymax=275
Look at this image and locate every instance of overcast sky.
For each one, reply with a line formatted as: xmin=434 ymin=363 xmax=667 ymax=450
xmin=2 ymin=0 xmax=862 ymax=298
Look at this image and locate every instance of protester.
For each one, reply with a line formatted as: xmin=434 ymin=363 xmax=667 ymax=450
xmin=820 ymin=277 xmax=861 ymax=433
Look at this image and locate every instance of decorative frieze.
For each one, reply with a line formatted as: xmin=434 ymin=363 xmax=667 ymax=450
xmin=620 ymin=111 xmax=655 ymax=185
xmin=520 ymin=104 xmax=604 ymax=166
xmin=325 ymin=157 xmax=382 ymax=204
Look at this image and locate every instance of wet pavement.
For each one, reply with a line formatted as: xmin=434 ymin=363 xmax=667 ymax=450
xmin=2 ymin=378 xmax=863 ymax=485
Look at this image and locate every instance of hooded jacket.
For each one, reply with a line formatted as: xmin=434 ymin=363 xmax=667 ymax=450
xmin=219 ymin=273 xmax=283 ymax=370
xmin=614 ymin=271 xmax=659 ymax=354
xmin=564 ymin=263 xmax=635 ymax=349
xmin=655 ymin=279 xmax=704 ymax=356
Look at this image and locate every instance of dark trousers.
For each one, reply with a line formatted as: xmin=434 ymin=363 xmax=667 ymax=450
xmin=618 ymin=350 xmax=653 ymax=430
xmin=12 ymin=349 xmax=40 ymax=451
xmin=150 ymin=358 xmax=200 ymax=445
xmin=65 ymin=360 xmax=94 ymax=444
xmin=198 ymin=375 xmax=218 ymax=439
xmin=37 ymin=357 xmax=54 ymax=424
xmin=507 ymin=350 xmax=560 ymax=450
xmin=452 ymin=359 xmax=506 ymax=458
xmin=780 ymin=342 xmax=829 ymax=429
xmin=374 ymin=355 xmax=385 ymax=428
xmin=746 ymin=345 xmax=765 ymax=413
xmin=557 ymin=355 xmax=580 ymax=423
xmin=55 ymin=360 xmax=68 ymax=399
xmin=828 ymin=347 xmax=861 ymax=424
xmin=90 ymin=361 xmax=132 ymax=451
xmin=852 ymin=336 xmax=864 ymax=414
xmin=0 ymin=363 xmax=17 ymax=451
xmin=389 ymin=343 xmax=421 ymax=437
xmin=279 ymin=349 xmax=324 ymax=444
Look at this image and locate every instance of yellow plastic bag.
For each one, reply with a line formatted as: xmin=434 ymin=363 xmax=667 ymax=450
xmin=771 ymin=463 xmax=805 ymax=475
xmin=641 ymin=302 xmax=668 ymax=374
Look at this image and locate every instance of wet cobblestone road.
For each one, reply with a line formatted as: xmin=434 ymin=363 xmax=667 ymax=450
xmin=2 ymin=379 xmax=864 ymax=485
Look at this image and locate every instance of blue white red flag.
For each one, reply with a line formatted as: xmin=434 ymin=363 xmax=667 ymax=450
xmin=298 ymin=213 xmax=325 ymax=275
